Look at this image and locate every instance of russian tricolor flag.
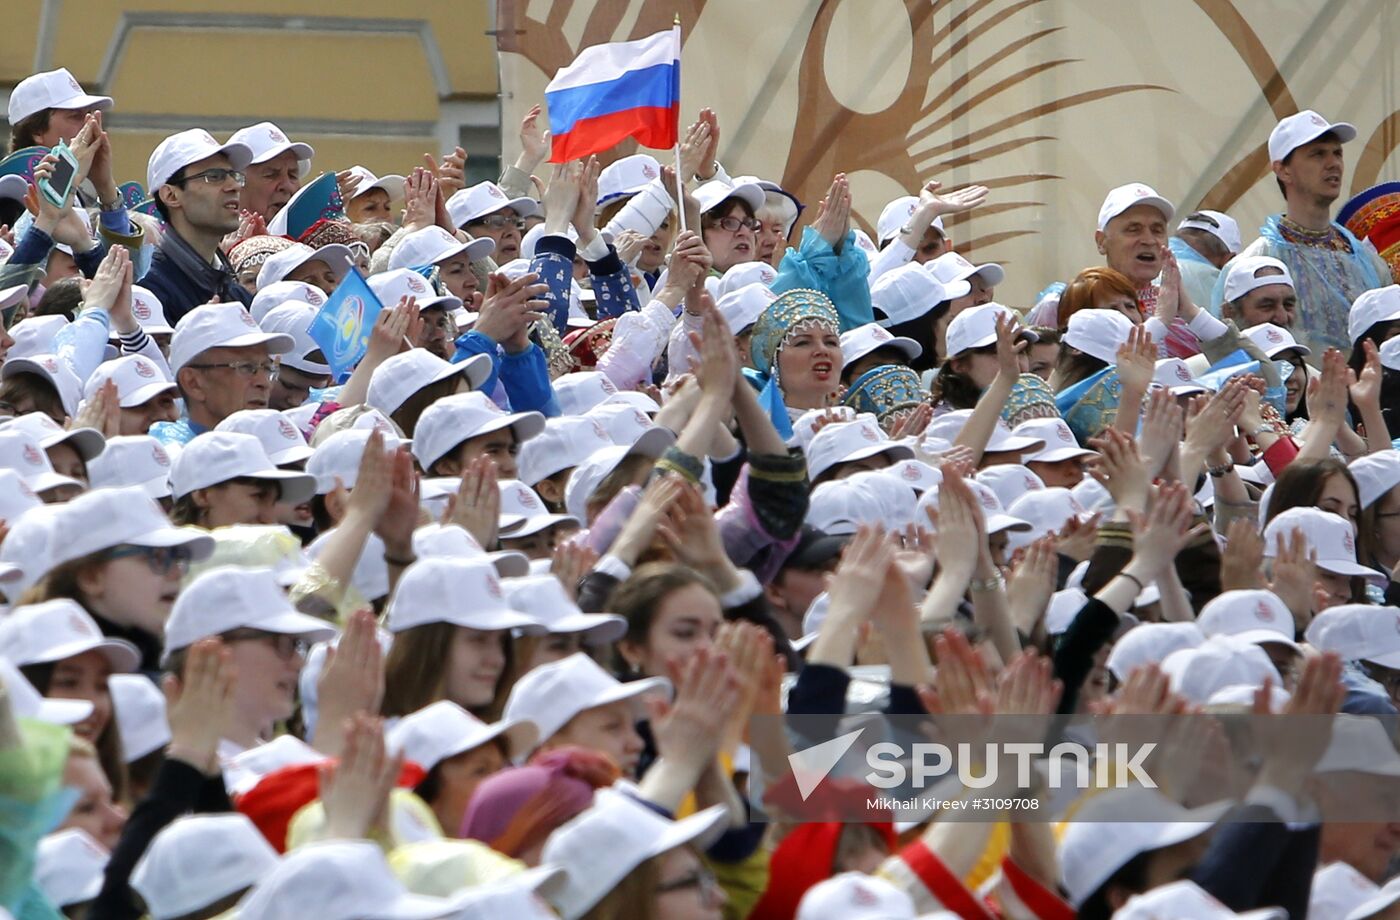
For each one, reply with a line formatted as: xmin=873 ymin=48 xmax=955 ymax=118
xmin=545 ymin=27 xmax=681 ymax=163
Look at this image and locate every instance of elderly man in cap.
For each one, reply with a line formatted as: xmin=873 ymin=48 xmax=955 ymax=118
xmin=1213 ymin=110 xmax=1393 ymax=353
xmin=150 ymin=302 xmax=294 ymax=445
xmin=228 ymin=121 xmax=313 ymax=223
xmin=142 ymin=130 xmax=256 ymax=322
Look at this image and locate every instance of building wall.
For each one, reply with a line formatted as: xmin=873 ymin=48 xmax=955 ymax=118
xmin=2 ymin=0 xmax=502 ymax=190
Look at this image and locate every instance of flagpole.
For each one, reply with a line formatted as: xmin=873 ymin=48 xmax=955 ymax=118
xmin=671 ymin=15 xmax=687 ymax=233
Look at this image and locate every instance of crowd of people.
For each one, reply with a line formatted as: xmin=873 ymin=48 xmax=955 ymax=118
xmin=1 ymin=59 xmax=1400 ymax=919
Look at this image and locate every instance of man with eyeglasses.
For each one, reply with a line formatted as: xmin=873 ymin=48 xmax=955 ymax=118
xmin=142 ymin=129 xmax=257 ymax=323
xmin=446 ymin=181 xmax=540 ymax=264
xmin=150 ymin=301 xmax=294 ymax=446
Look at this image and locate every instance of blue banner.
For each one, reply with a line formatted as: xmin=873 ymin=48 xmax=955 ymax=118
xmin=308 ymin=268 xmax=383 ymax=378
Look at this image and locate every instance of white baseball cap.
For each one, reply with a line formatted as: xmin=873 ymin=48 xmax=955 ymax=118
xmin=228 ymin=121 xmax=313 ymax=169
xmin=1045 ymin=587 xmax=1090 ymax=635
xmin=1305 ymin=604 xmax=1400 ymax=669
xmin=146 ymin=128 xmax=254 ymax=194
xmin=239 ymin=840 xmax=458 ymax=920
xmin=306 ymin=428 xmax=404 ymax=495
xmin=1315 ymin=713 xmax=1400 ymax=777
xmin=3 ymin=411 xmax=104 ymax=463
xmin=259 ymin=302 xmax=330 ymax=376
xmin=503 ymin=574 xmax=625 ymax=645
xmin=796 ymin=871 xmax=916 ymax=920
xmin=35 ymin=829 xmax=108 ymax=909
xmin=1309 ymin=862 xmax=1379 ymax=920
xmin=807 ymin=418 xmax=913 ymax=482
xmin=926 ymin=250 xmax=1005 ymax=289
xmin=1151 ymin=357 xmax=1211 ymax=396
xmin=1222 ymin=255 xmax=1295 ymax=303
xmin=1105 ymin=621 xmax=1206 ymax=681
xmin=216 ymin=409 xmax=314 ymax=466
xmin=306 ymin=528 xmax=390 ymax=602
xmin=923 ymin=410 xmax=1046 ymax=456
xmin=170 ymin=431 xmax=316 ymax=504
xmin=83 ymin=354 xmax=177 ymax=409
xmin=0 ymin=429 xmax=83 ymax=495
xmin=342 ymin=166 xmax=406 ymax=202
xmin=1268 ymin=109 xmax=1357 ymax=163
xmin=390 ymin=226 xmax=494 ymax=272
xmin=0 ymin=504 xmax=60 ymax=594
xmin=1096 ymin=182 xmax=1175 ymax=231
xmin=709 ymin=261 xmax=778 ymax=301
xmin=412 ymin=391 xmax=544 ymax=471
xmin=369 ymin=267 xmax=462 ymax=314
xmin=839 ymin=322 xmax=921 ymax=368
xmin=584 ymin=403 xmax=674 ymax=455
xmin=385 ymin=557 xmax=539 ymax=634
xmin=386 ymin=700 xmax=537 ymax=771
xmin=516 ymin=416 xmax=613 ymax=486
xmin=1161 ymin=634 xmax=1281 ymax=703
xmin=877 ymin=195 xmax=945 ymax=245
xmin=410 ymin=523 xmax=529 ymax=578
xmin=1058 ymin=787 xmax=1230 ymax=907
xmin=1263 ymin=507 xmax=1384 ymax=583
xmin=1242 ymin=322 xmax=1311 ymax=359
xmin=130 ymin=285 xmax=175 ymax=335
xmin=716 ymin=282 xmax=778 ymax=335
xmin=255 ymin=242 xmax=353 ymax=293
xmin=1196 ymin=589 xmax=1300 ymax=651
xmin=918 ymin=478 xmax=1032 ymax=535
xmin=0 ymin=467 xmax=39 ymax=529
xmin=542 ymin=787 xmax=727 ymax=920
xmin=1015 ymin=417 xmax=1095 ymax=464
xmin=8 ymin=68 xmax=112 ymax=124
xmin=1063 ymin=308 xmax=1137 ymax=365
xmin=1348 ymin=285 xmax=1400 ymax=345
xmin=132 ymin=814 xmax=280 ymax=920
xmin=870 ymin=262 xmax=966 ymax=326
xmin=503 ymin=652 xmax=670 ymax=749
xmin=596 ymin=153 xmax=662 ymax=205
xmin=0 ymin=656 xmax=92 ymax=724
xmin=975 ymin=464 xmax=1045 ymax=508
xmin=2 ymin=352 xmax=82 ymax=416
xmin=498 ymin=479 xmax=579 ymax=537
xmin=366 ymin=349 xmax=492 ymax=416
xmin=0 ymin=598 xmax=140 ymax=673
xmin=806 ymin=475 xmax=909 ymax=534
xmin=250 ymin=279 xmax=326 ymax=324
xmin=446 ymin=181 xmax=540 ymax=228
xmin=109 ymin=673 xmax=171 ymax=762
xmin=553 ymin=371 xmax=623 ymax=416
xmin=168 ymin=302 xmax=293 ymax=376
xmin=563 ymin=442 xmax=664 ymax=521
xmin=945 ymin=303 xmax=1036 ymax=360
xmin=1005 ymin=487 xmax=1090 ymax=551
xmin=880 ymin=458 xmax=941 ymax=494
xmin=87 ymin=436 xmax=175 ymax=499
xmin=1177 ymin=210 xmax=1243 ymax=255
xmin=6 ymin=316 xmax=68 ymax=359
xmin=1112 ymin=880 xmax=1284 ymax=920
xmin=1350 ymin=450 xmax=1400 ymax=509
xmin=163 ymin=566 xmax=337 ymax=661
xmin=693 ymin=178 xmax=766 ymax=215
xmin=1384 ymin=336 xmax=1400 ymax=372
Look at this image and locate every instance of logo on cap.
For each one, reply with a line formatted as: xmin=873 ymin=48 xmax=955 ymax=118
xmin=518 ymin=489 xmax=539 ymax=509
xmin=307 ymin=288 xmax=326 ymax=305
xmin=859 ymin=424 xmax=879 ymax=442
xmin=486 ymin=573 xmax=503 ymax=598
xmin=278 ymin=418 xmax=298 ymax=440
xmin=1256 ymin=600 xmax=1275 ymax=622
xmin=134 ymin=359 xmax=156 ymax=379
xmin=488 ymin=185 xmax=505 ymax=199
xmin=18 ymin=481 xmax=35 ymax=497
xmin=1057 ymin=424 xmax=1073 ymax=442
xmin=902 ymin=464 xmax=921 ymax=482
xmin=979 ymin=490 xmax=998 ymax=511
xmin=67 ymin=75 xmax=82 ymax=92
xmin=1310 ymin=113 xmax=1327 ymax=127
xmin=851 ymin=883 xmax=880 ymax=907
xmin=1174 ymin=364 xmax=1191 ymax=381
xmin=1266 ymin=328 xmax=1283 ymax=343
xmin=42 ymin=357 xmax=58 ymax=373
xmin=1134 ymin=186 xmax=1149 ymax=198
xmin=601 ymin=378 xmax=617 ymax=394
xmin=133 ymin=300 xmax=152 ymax=321
xmin=268 ymin=127 xmax=286 ymax=142
xmin=873 ymin=327 xmax=891 ymax=341
xmin=407 ymin=275 xmax=427 ymax=293
xmin=1344 ymin=531 xmax=1355 ymax=553
xmin=153 ymin=444 xmax=170 ymax=466
xmin=197 ymin=131 xmax=216 ymax=145
xmin=22 ymin=443 xmax=42 ymax=466
xmin=239 ymin=310 xmax=257 ymax=327
xmin=68 ymin=611 xmax=94 ymax=635
xmin=632 ymin=410 xmax=649 ymax=428
xmin=591 ymin=419 xmax=608 ymax=440
xmin=642 ymin=163 xmax=657 ymax=179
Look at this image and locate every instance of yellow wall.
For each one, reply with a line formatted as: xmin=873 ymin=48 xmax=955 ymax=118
xmin=4 ymin=0 xmax=500 ymax=191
